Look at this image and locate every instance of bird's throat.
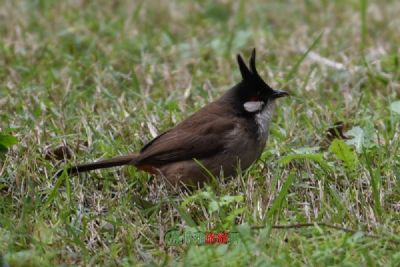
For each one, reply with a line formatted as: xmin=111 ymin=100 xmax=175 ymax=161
xmin=254 ymin=101 xmax=275 ymax=142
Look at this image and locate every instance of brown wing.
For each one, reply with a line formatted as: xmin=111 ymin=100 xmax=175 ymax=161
xmin=134 ymin=105 xmax=235 ymax=166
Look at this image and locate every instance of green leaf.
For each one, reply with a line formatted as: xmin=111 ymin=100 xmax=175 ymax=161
xmin=345 ymin=126 xmax=364 ymax=152
xmin=208 ymin=195 xmax=244 ymax=213
xmin=346 ymin=124 xmax=377 ymax=152
xmin=209 ymin=200 xmax=219 ymax=213
xmin=41 ymin=170 xmax=66 ymax=213
xmin=266 ymin=172 xmax=295 ymax=220
xmin=390 ymin=101 xmax=400 ymax=114
xmin=0 ymin=133 xmax=17 ymax=156
xmin=0 ymin=134 xmax=18 ymax=148
xmin=329 ymin=139 xmax=357 ymax=171
xmin=220 ymin=195 xmax=243 ymax=205
xmin=172 ymin=202 xmax=198 ymax=228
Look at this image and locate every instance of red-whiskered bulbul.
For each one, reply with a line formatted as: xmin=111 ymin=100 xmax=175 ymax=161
xmin=57 ymin=48 xmax=288 ymax=187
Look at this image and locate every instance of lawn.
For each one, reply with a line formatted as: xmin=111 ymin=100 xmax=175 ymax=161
xmin=1 ymin=0 xmax=400 ymax=266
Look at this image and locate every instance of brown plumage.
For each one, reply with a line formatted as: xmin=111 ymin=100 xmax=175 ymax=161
xmin=57 ymin=48 xmax=288 ymax=187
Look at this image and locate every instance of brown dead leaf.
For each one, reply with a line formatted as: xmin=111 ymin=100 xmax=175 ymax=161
xmin=45 ymin=145 xmax=73 ymax=160
xmin=326 ymin=121 xmax=349 ymax=140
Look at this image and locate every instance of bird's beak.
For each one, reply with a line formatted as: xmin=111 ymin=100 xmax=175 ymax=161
xmin=271 ymin=90 xmax=289 ymax=99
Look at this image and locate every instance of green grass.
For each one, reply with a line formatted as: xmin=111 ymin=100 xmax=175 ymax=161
xmin=1 ymin=0 xmax=400 ymax=266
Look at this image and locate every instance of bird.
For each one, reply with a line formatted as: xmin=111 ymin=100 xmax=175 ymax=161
xmin=57 ymin=48 xmax=288 ymax=188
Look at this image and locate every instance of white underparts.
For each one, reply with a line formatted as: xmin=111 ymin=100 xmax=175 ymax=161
xmin=243 ymin=101 xmax=264 ymax=112
xmin=255 ymin=100 xmax=275 ymax=142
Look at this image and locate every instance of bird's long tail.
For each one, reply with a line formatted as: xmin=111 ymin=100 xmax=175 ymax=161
xmin=56 ymin=154 xmax=138 ymax=177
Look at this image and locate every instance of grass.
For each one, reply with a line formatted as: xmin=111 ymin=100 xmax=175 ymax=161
xmin=1 ymin=0 xmax=400 ymax=266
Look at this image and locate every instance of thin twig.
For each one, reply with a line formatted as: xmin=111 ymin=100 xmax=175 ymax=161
xmin=301 ymin=50 xmax=361 ymax=73
xmin=272 ymin=223 xmax=355 ymax=232
xmin=251 ymin=223 xmax=400 ymax=245
xmin=307 ymin=51 xmax=347 ymax=70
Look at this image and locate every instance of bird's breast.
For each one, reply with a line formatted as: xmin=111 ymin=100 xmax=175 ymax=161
xmin=255 ymin=101 xmax=275 ymax=143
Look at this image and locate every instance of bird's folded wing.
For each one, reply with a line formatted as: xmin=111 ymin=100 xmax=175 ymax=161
xmin=135 ymin=116 xmax=235 ymax=165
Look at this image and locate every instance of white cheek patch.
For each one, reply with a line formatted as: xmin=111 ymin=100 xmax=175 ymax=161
xmin=243 ymin=101 xmax=264 ymax=112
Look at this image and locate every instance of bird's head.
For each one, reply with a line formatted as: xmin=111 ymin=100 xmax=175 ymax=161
xmin=225 ymin=48 xmax=288 ymax=115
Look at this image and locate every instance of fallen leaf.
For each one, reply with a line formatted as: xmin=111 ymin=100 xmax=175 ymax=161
xmin=45 ymin=145 xmax=73 ymax=160
xmin=326 ymin=121 xmax=348 ymax=140
xmin=345 ymin=126 xmax=364 ymax=152
xmin=390 ymin=101 xmax=400 ymax=114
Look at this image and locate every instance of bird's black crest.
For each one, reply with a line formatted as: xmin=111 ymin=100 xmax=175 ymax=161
xmin=236 ymin=48 xmax=262 ymax=82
